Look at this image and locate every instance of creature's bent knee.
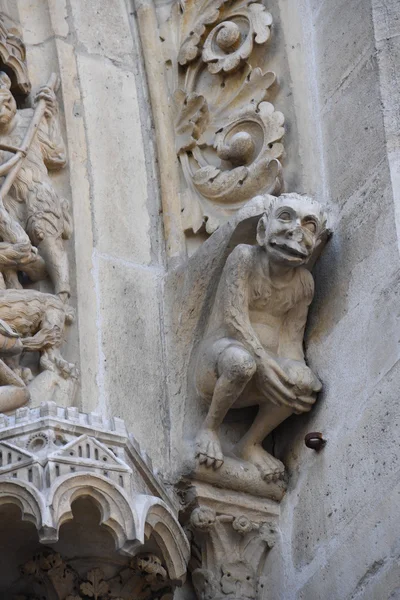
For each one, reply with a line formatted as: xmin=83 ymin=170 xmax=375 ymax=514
xmin=219 ymin=347 xmax=256 ymax=382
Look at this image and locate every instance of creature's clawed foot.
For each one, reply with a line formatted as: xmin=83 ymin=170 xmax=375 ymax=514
xmin=40 ymin=349 xmax=79 ymax=380
xmin=234 ymin=444 xmax=285 ymax=482
xmin=20 ymin=367 xmax=33 ymax=385
xmin=195 ymin=428 xmax=224 ymax=469
xmin=11 ymin=366 xmax=33 ymax=385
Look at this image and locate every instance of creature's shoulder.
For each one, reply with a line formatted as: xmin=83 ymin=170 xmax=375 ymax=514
xmin=224 ymin=244 xmax=256 ymax=276
xmin=229 ymin=243 xmax=255 ymax=263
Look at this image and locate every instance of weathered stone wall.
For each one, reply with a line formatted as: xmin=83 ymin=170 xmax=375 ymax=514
xmin=265 ymin=0 xmax=400 ymax=597
xmin=5 ymin=0 xmax=399 ymax=597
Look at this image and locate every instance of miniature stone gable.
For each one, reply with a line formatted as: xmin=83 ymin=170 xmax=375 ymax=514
xmin=47 ymin=434 xmax=132 ymax=489
xmin=0 ymin=440 xmax=34 ymax=475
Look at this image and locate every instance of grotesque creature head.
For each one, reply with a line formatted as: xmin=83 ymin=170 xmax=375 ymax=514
xmin=0 ymin=72 xmax=17 ymax=126
xmin=256 ymin=193 xmax=327 ymax=267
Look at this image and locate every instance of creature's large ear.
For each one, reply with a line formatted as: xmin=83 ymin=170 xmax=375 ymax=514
xmin=256 ymin=213 xmax=268 ymax=247
xmin=0 ymin=72 xmax=11 ymax=90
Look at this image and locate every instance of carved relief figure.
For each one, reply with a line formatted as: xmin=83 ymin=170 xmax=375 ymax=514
xmin=195 ymin=193 xmax=327 ymax=481
xmin=0 ymin=67 xmax=76 ymax=412
xmin=0 ymin=71 xmax=72 ymax=300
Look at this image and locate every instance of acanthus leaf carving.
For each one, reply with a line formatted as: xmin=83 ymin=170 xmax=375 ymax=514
xmin=184 ymin=500 xmax=278 ymax=600
xmin=202 ymin=2 xmax=273 ymax=74
xmin=174 ymin=90 xmax=209 ymax=153
xmin=177 ymin=0 xmax=228 ymax=67
xmin=19 ymin=552 xmax=174 ymax=600
xmin=79 ymin=568 xmax=110 ymax=598
xmin=162 ymin=0 xmax=285 ymax=234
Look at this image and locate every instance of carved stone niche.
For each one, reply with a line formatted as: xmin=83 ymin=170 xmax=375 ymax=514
xmin=179 ymin=481 xmax=279 ymax=600
xmin=0 ymin=402 xmax=190 ymax=598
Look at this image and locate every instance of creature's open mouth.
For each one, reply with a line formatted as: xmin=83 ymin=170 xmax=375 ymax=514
xmin=270 ymin=241 xmax=308 ymax=258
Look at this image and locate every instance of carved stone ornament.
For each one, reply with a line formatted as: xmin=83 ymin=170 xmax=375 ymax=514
xmin=16 ymin=552 xmax=176 ymax=600
xmin=180 ymin=481 xmax=279 ymax=600
xmin=161 ymin=0 xmax=284 ymax=233
xmin=190 ymin=193 xmax=328 ymax=484
xmin=0 ymin=49 xmax=76 ymax=411
xmin=0 ymin=402 xmax=189 ymax=597
xmin=0 ymin=14 xmax=31 ymax=96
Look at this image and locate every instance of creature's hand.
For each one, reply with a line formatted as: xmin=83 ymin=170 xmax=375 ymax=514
xmin=279 ymin=358 xmax=322 ymax=394
xmin=12 ymin=242 xmax=38 ymax=265
xmin=35 ymin=86 xmax=57 ymax=119
xmin=257 ymin=354 xmax=316 ymax=413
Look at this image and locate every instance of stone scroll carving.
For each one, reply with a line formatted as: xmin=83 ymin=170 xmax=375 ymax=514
xmin=194 ymin=193 xmax=328 ymax=483
xmin=0 ymin=21 xmax=76 ymax=413
xmin=162 ymin=0 xmax=285 ymax=234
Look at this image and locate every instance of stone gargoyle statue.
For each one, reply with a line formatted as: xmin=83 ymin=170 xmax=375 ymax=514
xmin=194 ymin=193 xmax=328 ymax=482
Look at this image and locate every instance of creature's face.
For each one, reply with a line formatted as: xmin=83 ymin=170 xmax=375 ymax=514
xmin=0 ymin=89 xmax=16 ymax=126
xmin=259 ymin=197 xmax=323 ymax=267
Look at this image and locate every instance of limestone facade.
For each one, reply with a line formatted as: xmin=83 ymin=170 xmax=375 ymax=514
xmin=0 ymin=1 xmax=397 ymax=599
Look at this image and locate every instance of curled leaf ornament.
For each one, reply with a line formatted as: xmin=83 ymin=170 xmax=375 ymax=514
xmin=202 ymin=4 xmax=272 ymax=73
xmin=232 ymin=515 xmax=253 ymax=534
xmin=190 ymin=506 xmax=216 ymax=531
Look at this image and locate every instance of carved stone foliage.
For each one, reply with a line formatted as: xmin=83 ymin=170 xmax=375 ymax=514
xmin=0 ymin=402 xmax=189 ymax=582
xmin=181 ymin=482 xmax=279 ymax=600
xmin=162 ymin=1 xmax=284 ymax=233
xmin=0 ymin=14 xmax=31 ymax=96
xmin=0 ymin=17 xmax=76 ymax=414
xmin=192 ymin=193 xmax=328 ymax=484
xmin=16 ymin=551 xmax=175 ymax=600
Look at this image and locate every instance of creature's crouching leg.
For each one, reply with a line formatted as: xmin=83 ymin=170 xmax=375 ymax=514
xmin=233 ymin=402 xmax=292 ymax=482
xmin=37 ymin=236 xmax=70 ymax=300
xmin=0 ymin=358 xmax=30 ymax=413
xmin=196 ymin=344 xmax=256 ymax=469
xmin=0 ymin=385 xmax=29 ymax=413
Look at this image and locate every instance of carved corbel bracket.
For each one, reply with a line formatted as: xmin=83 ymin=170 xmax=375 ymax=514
xmin=180 ymin=481 xmax=279 ymax=600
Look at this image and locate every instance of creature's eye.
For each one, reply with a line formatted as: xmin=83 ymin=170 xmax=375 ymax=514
xmin=278 ymin=211 xmax=292 ymax=221
xmin=303 ymin=220 xmax=317 ymax=234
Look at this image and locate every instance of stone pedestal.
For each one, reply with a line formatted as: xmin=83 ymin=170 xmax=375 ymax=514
xmin=180 ymin=480 xmax=280 ymax=600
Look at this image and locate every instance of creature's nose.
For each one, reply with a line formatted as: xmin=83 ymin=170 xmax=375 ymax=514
xmin=288 ymin=228 xmax=304 ymax=243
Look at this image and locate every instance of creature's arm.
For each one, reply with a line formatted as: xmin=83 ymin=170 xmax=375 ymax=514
xmin=22 ymin=324 xmax=62 ymax=351
xmin=278 ymin=271 xmax=314 ymax=361
xmin=277 ymin=270 xmax=322 ymax=404
xmin=36 ymin=87 xmax=67 ymax=170
xmin=221 ymin=244 xmax=266 ymax=359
